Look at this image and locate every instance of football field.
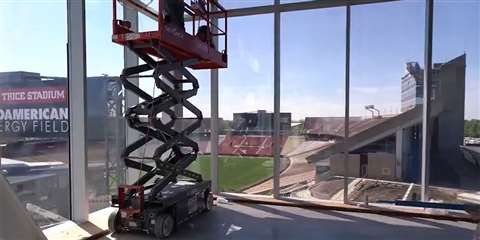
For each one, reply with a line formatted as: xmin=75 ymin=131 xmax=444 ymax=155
xmin=187 ymin=155 xmax=273 ymax=192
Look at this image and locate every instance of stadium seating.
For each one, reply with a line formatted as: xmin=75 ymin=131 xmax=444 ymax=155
xmin=219 ymin=135 xmax=287 ymax=157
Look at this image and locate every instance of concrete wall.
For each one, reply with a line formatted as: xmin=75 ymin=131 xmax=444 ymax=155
xmin=330 ymin=153 xmax=360 ymax=177
xmin=329 ymin=152 xmax=395 ymax=180
xmin=431 ymin=55 xmax=466 ymax=187
xmin=367 ymin=152 xmax=396 ymax=180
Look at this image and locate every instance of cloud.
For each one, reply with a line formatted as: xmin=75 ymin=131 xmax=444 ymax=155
xmin=237 ymin=38 xmax=246 ymax=59
xmin=179 ymin=82 xmax=404 ymax=121
xmin=351 ymin=86 xmax=380 ymax=94
xmin=236 ymin=38 xmax=262 ymax=73
xmin=282 ymin=98 xmax=345 ymax=120
xmin=249 ymin=58 xmax=260 ymax=73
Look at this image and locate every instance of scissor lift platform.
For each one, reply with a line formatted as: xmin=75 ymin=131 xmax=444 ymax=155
xmin=113 ymin=0 xmax=227 ymax=69
xmin=108 ymin=0 xmax=227 ymax=238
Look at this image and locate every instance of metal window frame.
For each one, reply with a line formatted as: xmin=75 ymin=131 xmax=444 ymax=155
xmin=67 ymin=0 xmax=88 ymax=222
xmin=123 ymin=5 xmax=140 ymax=185
xmin=343 ymin=3 xmax=351 ymax=204
xmin=205 ymin=0 xmax=399 ymax=19
xmin=211 ymin=0 xmax=431 ymax=202
xmin=273 ymin=0 xmax=281 ymax=198
xmin=67 ymin=0 xmax=140 ymax=223
xmin=211 ymin=3 xmax=220 ymax=194
xmin=63 ymin=0 xmax=436 ymax=221
xmin=421 ymin=0 xmax=434 ymax=201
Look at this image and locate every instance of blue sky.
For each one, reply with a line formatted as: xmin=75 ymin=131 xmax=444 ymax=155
xmin=0 ymin=0 xmax=478 ymax=120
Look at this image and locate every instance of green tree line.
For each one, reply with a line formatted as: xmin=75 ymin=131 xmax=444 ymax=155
xmin=465 ymin=119 xmax=480 ymax=137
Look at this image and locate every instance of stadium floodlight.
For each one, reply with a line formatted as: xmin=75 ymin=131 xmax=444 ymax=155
xmin=365 ymin=105 xmax=381 ymax=118
xmin=365 ymin=105 xmax=375 ymax=118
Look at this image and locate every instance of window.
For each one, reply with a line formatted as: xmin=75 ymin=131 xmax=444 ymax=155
xmin=280 ymin=7 xmax=346 ymax=201
xmin=219 ymin=0 xmax=273 ymax=9
xmin=218 ymin=14 xmax=274 ymax=194
xmin=347 ymin=0 xmax=426 ymax=203
xmin=86 ymin=0 xmax=126 ymax=212
xmin=427 ymin=0 xmax=480 ymax=203
xmin=0 ymin=0 xmax=70 ymax=227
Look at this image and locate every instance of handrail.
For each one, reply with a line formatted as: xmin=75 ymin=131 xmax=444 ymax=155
xmin=114 ymin=0 xmax=227 ymax=53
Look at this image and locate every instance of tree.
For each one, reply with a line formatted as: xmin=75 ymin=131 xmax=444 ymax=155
xmin=465 ymin=119 xmax=480 ymax=138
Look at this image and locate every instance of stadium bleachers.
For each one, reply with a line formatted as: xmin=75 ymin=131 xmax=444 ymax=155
xmin=219 ymin=135 xmax=287 ymax=157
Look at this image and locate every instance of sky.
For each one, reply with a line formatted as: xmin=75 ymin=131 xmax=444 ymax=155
xmin=0 ymin=0 xmax=478 ymax=121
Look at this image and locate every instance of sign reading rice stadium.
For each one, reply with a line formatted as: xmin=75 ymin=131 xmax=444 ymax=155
xmin=0 ymin=71 xmax=122 ymax=140
xmin=0 ymin=86 xmax=69 ymax=137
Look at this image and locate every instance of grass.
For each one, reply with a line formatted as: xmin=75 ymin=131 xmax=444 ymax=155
xmin=187 ymin=155 xmax=273 ymax=192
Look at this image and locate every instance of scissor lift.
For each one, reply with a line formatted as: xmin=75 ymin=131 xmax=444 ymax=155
xmin=108 ymin=0 xmax=227 ymax=238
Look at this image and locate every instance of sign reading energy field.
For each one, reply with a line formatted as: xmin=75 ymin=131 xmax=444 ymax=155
xmin=0 ymin=87 xmax=69 ymax=137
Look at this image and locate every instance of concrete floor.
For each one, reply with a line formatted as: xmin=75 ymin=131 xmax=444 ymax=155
xmin=102 ymin=202 xmax=477 ymax=240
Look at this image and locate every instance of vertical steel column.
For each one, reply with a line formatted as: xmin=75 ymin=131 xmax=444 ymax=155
xmin=211 ymin=3 xmax=220 ymax=194
xmin=421 ymin=0 xmax=434 ymax=201
xmin=395 ymin=129 xmax=403 ymax=179
xmin=343 ymin=3 xmax=351 ymax=204
xmin=124 ymin=6 xmax=140 ymax=185
xmin=273 ymin=0 xmax=281 ymax=198
xmin=67 ymin=0 xmax=88 ymax=222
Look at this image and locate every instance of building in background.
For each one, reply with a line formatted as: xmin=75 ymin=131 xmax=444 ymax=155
xmin=308 ymin=55 xmax=476 ymax=190
xmin=401 ymin=62 xmax=425 ymax=112
xmin=0 ymin=71 xmax=125 ymax=217
xmin=219 ymin=110 xmax=291 ymax=157
xmin=232 ymin=110 xmax=291 ymax=135
xmin=182 ymin=117 xmax=224 ymax=155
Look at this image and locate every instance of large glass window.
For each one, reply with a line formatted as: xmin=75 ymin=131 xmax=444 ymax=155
xmin=345 ymin=0 xmax=426 ymax=203
xmin=218 ymin=14 xmax=274 ymax=194
xmin=427 ymin=0 xmax=480 ymax=203
xmin=280 ymin=8 xmax=346 ymax=201
xmin=136 ymin=4 xmax=214 ymax=182
xmin=219 ymin=0 xmax=273 ymax=9
xmin=0 ymin=1 xmax=70 ymax=227
xmin=86 ymin=0 xmax=126 ymax=212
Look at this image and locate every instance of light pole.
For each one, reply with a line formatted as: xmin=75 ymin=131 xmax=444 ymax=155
xmin=365 ymin=105 xmax=381 ymax=118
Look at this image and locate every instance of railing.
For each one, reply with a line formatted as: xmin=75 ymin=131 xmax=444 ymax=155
xmin=113 ymin=0 xmax=227 ymax=55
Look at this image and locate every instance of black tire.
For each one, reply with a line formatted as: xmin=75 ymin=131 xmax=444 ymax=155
xmin=205 ymin=192 xmax=214 ymax=212
xmin=154 ymin=213 xmax=175 ymax=239
xmin=107 ymin=209 xmax=122 ymax=233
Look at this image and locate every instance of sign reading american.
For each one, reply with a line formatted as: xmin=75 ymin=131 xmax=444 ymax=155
xmin=0 ymin=86 xmax=69 ymax=137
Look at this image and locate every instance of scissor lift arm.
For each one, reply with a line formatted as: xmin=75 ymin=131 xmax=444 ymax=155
xmin=108 ymin=0 xmax=227 ymax=238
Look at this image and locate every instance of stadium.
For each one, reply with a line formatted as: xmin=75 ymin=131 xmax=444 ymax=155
xmin=0 ymin=0 xmax=479 ymax=239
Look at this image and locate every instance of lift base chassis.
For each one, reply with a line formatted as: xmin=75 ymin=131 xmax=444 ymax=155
xmin=110 ymin=181 xmax=213 ymax=238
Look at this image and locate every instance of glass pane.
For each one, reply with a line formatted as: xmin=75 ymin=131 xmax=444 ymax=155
xmin=137 ymin=8 xmax=214 ymax=183
xmin=184 ymin=70 xmax=213 ymax=182
xmin=280 ymin=8 xmax=346 ymax=201
xmin=426 ymin=0 xmax=480 ymax=204
xmin=347 ymin=0 xmax=425 ymax=203
xmin=219 ymin=14 xmax=274 ymax=194
xmin=0 ymin=1 xmax=70 ymax=227
xmin=219 ymin=0 xmax=273 ymax=9
xmin=86 ymin=0 xmax=126 ymax=212
xmin=281 ymin=0 xmax=310 ymax=3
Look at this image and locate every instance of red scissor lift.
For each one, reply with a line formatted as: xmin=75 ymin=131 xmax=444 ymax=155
xmin=108 ymin=0 xmax=227 ymax=238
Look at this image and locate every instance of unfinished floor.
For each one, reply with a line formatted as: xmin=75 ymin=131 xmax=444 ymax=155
xmin=99 ymin=202 xmax=476 ymax=240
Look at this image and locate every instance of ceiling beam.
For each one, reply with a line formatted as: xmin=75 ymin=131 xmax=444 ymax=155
xmin=212 ymin=0 xmax=400 ymax=19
